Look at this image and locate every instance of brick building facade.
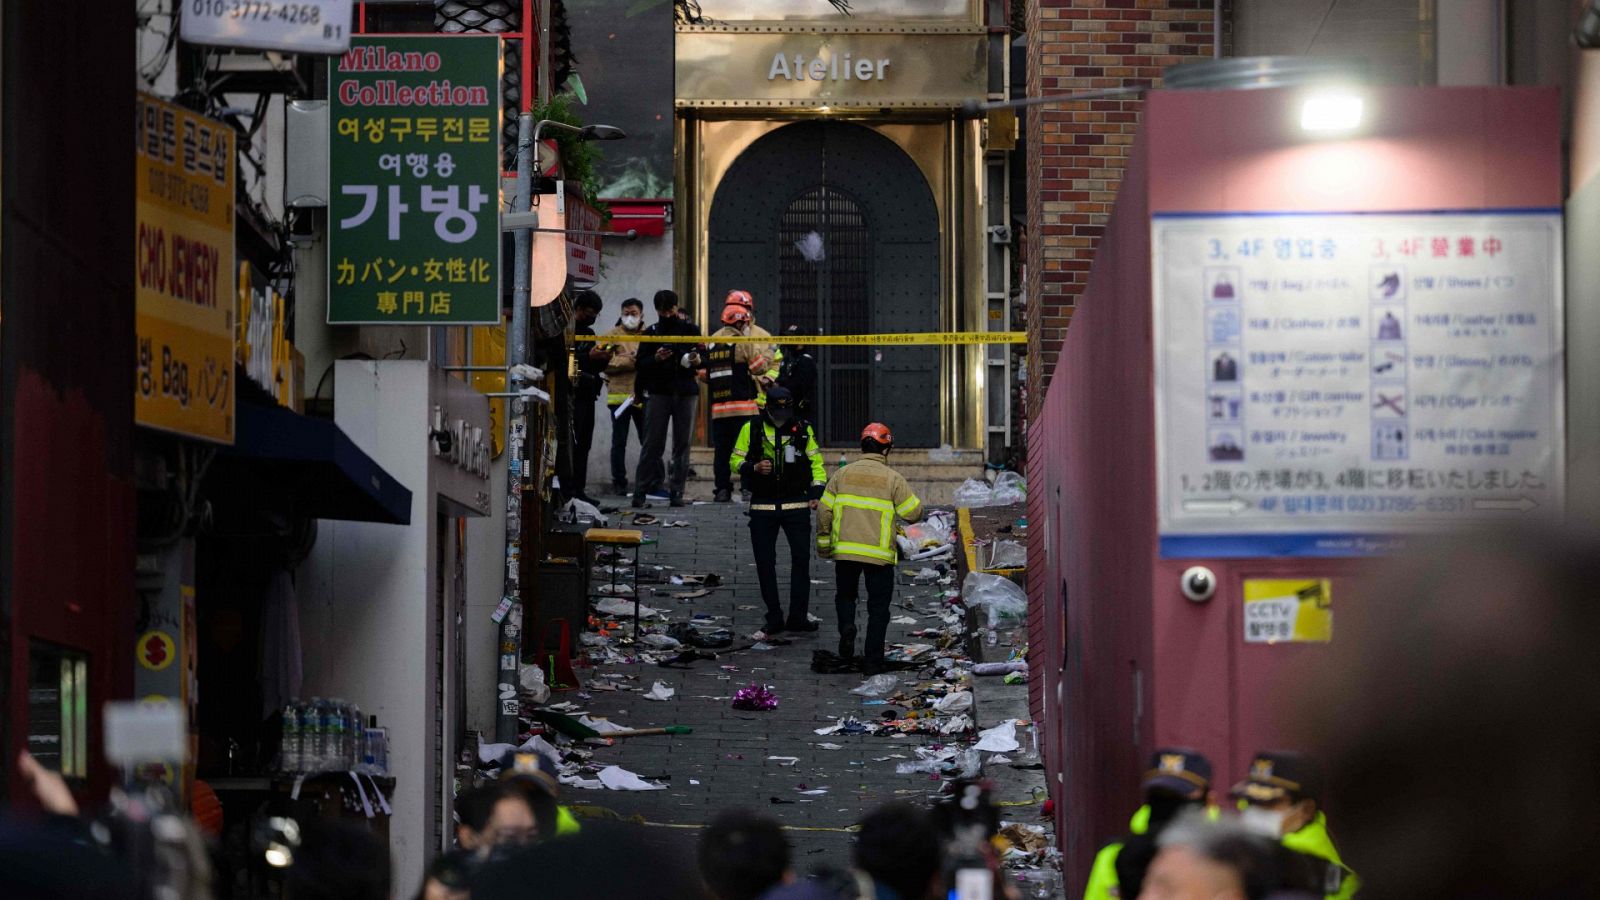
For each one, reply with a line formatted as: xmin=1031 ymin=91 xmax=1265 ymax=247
xmin=1024 ymin=0 xmax=1221 ymax=420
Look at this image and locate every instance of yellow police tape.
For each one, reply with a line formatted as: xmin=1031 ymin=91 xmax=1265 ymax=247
xmin=601 ymin=331 xmax=1026 ymax=346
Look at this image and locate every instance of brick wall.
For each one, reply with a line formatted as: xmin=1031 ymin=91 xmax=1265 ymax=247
xmin=1024 ymin=0 xmax=1220 ymax=420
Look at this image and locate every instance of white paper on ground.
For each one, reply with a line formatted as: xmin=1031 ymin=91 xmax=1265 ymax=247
xmin=598 ymin=765 xmax=667 ymax=791
xmin=559 ymin=773 xmax=607 ymax=790
xmin=767 ymin=756 xmax=800 ymax=766
xmin=797 ymin=788 xmax=828 ymax=795
xmin=974 ymin=720 xmax=1020 ymax=752
xmin=595 ymin=598 xmax=662 ymax=618
xmin=577 ymin=716 xmax=627 ymax=734
xmin=890 ymin=615 xmax=918 ymax=625
xmin=643 ymin=680 xmax=676 ymax=701
xmin=816 ymin=742 xmax=844 ymax=750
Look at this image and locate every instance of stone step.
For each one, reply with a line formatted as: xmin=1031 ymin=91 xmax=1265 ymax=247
xmin=685 ymin=446 xmax=982 ymax=505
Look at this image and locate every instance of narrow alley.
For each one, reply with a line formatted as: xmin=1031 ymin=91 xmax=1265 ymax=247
xmin=516 ymin=497 xmax=1057 ymax=893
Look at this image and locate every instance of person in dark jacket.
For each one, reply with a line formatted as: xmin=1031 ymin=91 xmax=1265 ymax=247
xmin=633 ymin=290 xmax=702 ymax=508
xmin=730 ymin=385 xmax=826 ymax=635
xmin=570 ymin=291 xmax=609 ymax=504
xmin=776 ymin=324 xmax=818 ymax=425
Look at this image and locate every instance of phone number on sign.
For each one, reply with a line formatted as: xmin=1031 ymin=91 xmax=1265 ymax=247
xmin=190 ymin=0 xmax=323 ymax=24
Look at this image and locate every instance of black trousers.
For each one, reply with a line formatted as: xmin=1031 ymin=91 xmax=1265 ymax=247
xmin=750 ymin=506 xmax=812 ymax=628
xmin=608 ymin=401 xmax=646 ymax=488
xmin=572 ymin=392 xmax=598 ymax=498
xmin=834 ymin=560 xmax=895 ymax=664
xmin=712 ymin=415 xmax=757 ymax=494
xmin=636 ymin=393 xmax=697 ymax=496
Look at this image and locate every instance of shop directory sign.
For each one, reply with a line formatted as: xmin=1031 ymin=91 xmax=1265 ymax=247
xmin=1153 ymin=211 xmax=1563 ymax=558
xmin=328 ymin=35 xmax=501 ymax=324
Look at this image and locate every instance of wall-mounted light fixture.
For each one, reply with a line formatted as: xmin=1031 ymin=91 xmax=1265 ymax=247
xmin=1300 ymin=90 xmax=1365 ymax=134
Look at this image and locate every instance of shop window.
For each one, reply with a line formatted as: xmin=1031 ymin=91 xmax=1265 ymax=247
xmin=28 ymin=642 xmax=89 ymax=780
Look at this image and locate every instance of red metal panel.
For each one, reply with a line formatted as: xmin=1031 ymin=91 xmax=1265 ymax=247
xmin=1032 ymin=86 xmax=1562 ymax=893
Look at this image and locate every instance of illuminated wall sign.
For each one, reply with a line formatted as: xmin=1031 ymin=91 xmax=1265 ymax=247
xmin=676 ymin=32 xmax=986 ymax=108
xmin=1154 ymin=210 xmax=1564 ymax=558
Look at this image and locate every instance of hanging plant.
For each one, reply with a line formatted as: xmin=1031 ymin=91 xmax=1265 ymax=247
xmin=527 ymin=93 xmax=610 ymax=223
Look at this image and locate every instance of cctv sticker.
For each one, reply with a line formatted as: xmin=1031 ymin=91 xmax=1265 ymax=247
xmin=1242 ymin=579 xmax=1332 ymax=644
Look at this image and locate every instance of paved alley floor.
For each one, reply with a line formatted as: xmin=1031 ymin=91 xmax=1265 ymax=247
xmin=547 ymin=492 xmax=1060 ymax=894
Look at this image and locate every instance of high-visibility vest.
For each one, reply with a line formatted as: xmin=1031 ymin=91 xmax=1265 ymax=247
xmin=817 ymin=454 xmax=923 ymax=564
xmin=1283 ymin=813 xmax=1359 ymax=900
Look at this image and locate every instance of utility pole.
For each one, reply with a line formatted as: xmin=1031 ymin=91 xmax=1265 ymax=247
xmin=495 ymin=111 xmax=536 ymax=744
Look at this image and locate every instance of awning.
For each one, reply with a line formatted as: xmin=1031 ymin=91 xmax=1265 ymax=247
xmin=216 ymin=400 xmax=413 ymax=525
xmin=606 ymin=199 xmax=673 ymax=238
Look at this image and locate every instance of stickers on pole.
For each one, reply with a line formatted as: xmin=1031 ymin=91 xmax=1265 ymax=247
xmin=1242 ymin=579 xmax=1332 ymax=644
xmin=1154 ymin=211 xmax=1564 ymax=558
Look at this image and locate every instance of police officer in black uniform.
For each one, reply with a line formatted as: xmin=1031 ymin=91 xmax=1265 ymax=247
xmin=729 ymin=386 xmax=827 ymax=636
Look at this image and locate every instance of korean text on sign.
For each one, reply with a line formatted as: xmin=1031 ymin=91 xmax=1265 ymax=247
xmin=328 ymin=36 xmax=501 ymax=324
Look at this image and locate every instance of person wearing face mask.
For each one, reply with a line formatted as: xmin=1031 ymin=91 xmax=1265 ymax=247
xmin=1084 ymin=748 xmax=1218 ymax=900
xmin=705 ymin=302 xmax=771 ymax=503
xmin=1232 ymin=752 xmax=1357 ymax=900
xmin=603 ymin=298 xmax=648 ymax=495
xmin=730 ymin=385 xmax=826 ymax=636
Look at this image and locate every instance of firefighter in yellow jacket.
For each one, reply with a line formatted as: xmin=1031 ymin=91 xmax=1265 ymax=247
xmin=816 ymin=423 xmax=923 ymax=673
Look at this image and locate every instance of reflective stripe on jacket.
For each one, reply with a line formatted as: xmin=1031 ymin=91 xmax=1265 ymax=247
xmin=816 ymin=454 xmax=923 ymax=564
xmin=730 ymin=418 xmax=826 ymax=501
xmin=706 ymin=325 xmax=765 ymax=419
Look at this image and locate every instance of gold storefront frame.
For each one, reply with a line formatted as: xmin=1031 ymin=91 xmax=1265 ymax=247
xmin=677 ymin=111 xmax=986 ymax=448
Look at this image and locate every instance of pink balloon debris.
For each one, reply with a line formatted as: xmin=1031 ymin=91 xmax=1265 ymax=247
xmin=731 ymin=683 xmax=779 ymax=711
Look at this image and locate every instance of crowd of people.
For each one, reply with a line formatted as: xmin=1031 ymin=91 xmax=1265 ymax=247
xmin=569 ymin=287 xmax=921 ymax=669
xmin=566 ymin=288 xmax=817 ymax=510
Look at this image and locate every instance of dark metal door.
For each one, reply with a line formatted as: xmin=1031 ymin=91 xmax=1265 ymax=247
xmin=708 ymin=122 xmax=940 ymax=447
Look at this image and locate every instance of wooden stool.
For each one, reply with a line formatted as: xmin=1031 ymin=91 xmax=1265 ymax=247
xmin=584 ymin=528 xmax=644 ymax=635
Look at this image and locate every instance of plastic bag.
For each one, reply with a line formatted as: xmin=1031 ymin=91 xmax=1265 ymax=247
xmin=561 ymin=497 xmax=609 ymax=526
xmin=850 ymin=673 xmax=899 ymax=697
xmin=988 ymin=539 xmax=1027 ymax=569
xmin=933 ymin=690 xmax=973 ymax=713
xmin=518 ymin=664 xmax=551 ymax=704
xmin=962 ymin=572 xmax=1027 ymax=628
xmin=952 ymin=478 xmax=995 ymax=508
xmin=991 ymin=471 xmax=1027 ymax=505
xmin=902 ymin=515 xmax=954 ymax=550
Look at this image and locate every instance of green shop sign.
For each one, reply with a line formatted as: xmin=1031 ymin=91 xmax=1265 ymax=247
xmin=328 ymin=35 xmax=501 ymax=324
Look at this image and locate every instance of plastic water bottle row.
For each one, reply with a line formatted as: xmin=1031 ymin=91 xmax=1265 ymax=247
xmin=278 ymin=697 xmax=389 ymax=775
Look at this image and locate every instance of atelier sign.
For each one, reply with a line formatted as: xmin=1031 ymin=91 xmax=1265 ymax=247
xmin=676 ymin=32 xmax=986 ymax=107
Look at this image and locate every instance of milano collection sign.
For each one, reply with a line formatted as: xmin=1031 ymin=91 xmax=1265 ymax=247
xmin=327 ymin=36 xmax=501 ymax=324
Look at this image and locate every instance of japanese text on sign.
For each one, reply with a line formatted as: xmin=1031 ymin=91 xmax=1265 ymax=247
xmin=328 ymin=36 xmax=500 ymax=324
xmin=135 ymin=93 xmax=236 ymax=444
xmin=1154 ymin=212 xmax=1564 ymax=558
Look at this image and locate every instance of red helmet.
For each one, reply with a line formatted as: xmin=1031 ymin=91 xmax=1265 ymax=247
xmin=721 ymin=304 xmax=751 ymax=326
xmin=861 ymin=423 xmax=893 ymax=447
xmin=725 ymin=289 xmax=755 ymax=310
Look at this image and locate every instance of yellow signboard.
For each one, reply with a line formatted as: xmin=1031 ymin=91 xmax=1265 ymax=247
xmin=136 ymin=93 xmax=236 ymax=443
xmin=1242 ymin=579 xmax=1333 ymax=644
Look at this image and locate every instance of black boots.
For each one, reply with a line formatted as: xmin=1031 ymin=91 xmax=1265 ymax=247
xmin=838 ymin=627 xmax=857 ymax=660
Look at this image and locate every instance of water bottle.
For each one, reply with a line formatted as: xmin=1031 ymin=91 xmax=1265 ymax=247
xmin=305 ymin=698 xmax=328 ymax=771
xmin=280 ymin=702 xmax=301 ymax=773
xmin=326 ymin=699 xmax=348 ymax=771
xmin=837 ymin=453 xmax=847 ymax=471
xmin=348 ymin=702 xmax=364 ymax=771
